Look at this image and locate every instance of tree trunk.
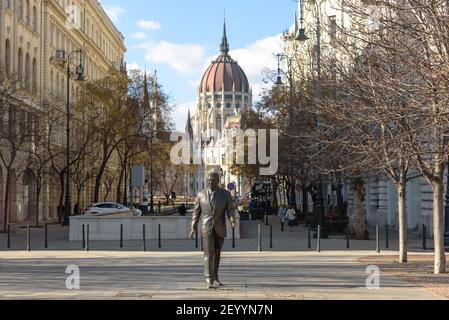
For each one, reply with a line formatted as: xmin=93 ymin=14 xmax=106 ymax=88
xmin=432 ymin=179 xmax=446 ymax=274
xmin=35 ymin=184 xmax=41 ymax=227
xmin=3 ymin=170 xmax=11 ymax=231
xmin=353 ymin=179 xmax=367 ymax=240
xmin=302 ymin=188 xmax=308 ymax=214
xmin=116 ymin=164 xmax=125 ymax=204
xmin=58 ymin=173 xmax=65 ymax=224
xmin=290 ymin=178 xmax=297 ymax=209
xmin=336 ymin=184 xmax=344 ymax=219
xmin=76 ymin=186 xmax=82 ymax=215
xmin=94 ymin=161 xmax=107 ymax=203
xmin=396 ymin=180 xmax=407 ymax=263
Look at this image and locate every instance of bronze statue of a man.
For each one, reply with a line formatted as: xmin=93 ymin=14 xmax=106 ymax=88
xmin=190 ymin=172 xmax=236 ymax=289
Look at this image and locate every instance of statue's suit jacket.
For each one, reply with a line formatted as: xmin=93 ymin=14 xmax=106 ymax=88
xmin=192 ymin=188 xmax=236 ymax=239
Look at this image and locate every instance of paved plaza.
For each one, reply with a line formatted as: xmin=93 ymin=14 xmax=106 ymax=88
xmin=0 ymin=217 xmax=443 ymax=300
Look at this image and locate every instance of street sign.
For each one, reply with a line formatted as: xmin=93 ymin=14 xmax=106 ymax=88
xmin=227 ymin=183 xmax=236 ymax=191
xmin=131 ymin=166 xmax=145 ymax=187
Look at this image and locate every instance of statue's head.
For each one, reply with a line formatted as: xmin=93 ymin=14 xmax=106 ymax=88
xmin=207 ymin=172 xmax=220 ymax=191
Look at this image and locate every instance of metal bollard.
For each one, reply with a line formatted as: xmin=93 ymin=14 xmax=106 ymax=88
xmin=258 ymin=224 xmax=262 ymax=252
xmin=44 ymin=223 xmax=48 ymax=249
xmin=269 ymin=225 xmax=273 ymax=249
xmin=307 ymin=226 xmax=311 ymax=249
xmin=120 ymin=224 xmax=123 ymax=248
xmin=7 ymin=224 xmax=11 ymax=249
xmin=317 ymin=225 xmax=321 ymax=253
xmin=386 ymin=224 xmax=389 ymax=249
xmin=158 ymin=224 xmax=161 ymax=248
xmin=232 ymin=226 xmax=235 ymax=249
xmin=142 ymin=224 xmax=146 ymax=252
xmin=265 ymin=213 xmax=269 ymax=226
xmin=376 ymin=225 xmax=380 ymax=253
xmin=86 ymin=224 xmax=90 ymax=252
xmin=346 ymin=226 xmax=350 ymax=249
xmin=423 ymin=224 xmax=427 ymax=251
xmin=82 ymin=224 xmax=85 ymax=249
xmin=26 ymin=224 xmax=31 ymax=252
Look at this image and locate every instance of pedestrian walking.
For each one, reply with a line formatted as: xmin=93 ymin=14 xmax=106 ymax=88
xmin=286 ymin=205 xmax=297 ymax=232
xmin=278 ymin=205 xmax=287 ymax=232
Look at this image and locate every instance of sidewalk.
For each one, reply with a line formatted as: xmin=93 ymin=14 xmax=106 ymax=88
xmin=0 ymin=250 xmax=442 ymax=300
xmin=0 ymin=216 xmax=444 ymax=299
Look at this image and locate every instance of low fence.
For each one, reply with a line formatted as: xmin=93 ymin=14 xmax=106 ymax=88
xmin=2 ymin=221 xmax=431 ymax=253
xmin=68 ymin=212 xmax=241 ymax=241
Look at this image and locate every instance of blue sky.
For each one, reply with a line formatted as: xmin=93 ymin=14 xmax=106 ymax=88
xmin=100 ymin=0 xmax=297 ymax=130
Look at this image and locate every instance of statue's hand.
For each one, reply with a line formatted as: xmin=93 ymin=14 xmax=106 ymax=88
xmin=189 ymin=229 xmax=196 ymax=240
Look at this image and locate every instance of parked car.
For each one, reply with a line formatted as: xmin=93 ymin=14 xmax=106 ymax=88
xmin=85 ymin=202 xmax=142 ymax=216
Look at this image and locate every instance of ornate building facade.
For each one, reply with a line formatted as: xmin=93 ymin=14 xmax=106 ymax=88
xmin=0 ymin=0 xmax=126 ymax=226
xmin=284 ymin=0 xmax=444 ymax=237
xmin=185 ymin=22 xmax=252 ymax=198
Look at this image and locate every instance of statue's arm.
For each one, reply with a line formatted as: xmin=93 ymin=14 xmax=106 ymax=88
xmin=191 ymin=194 xmax=201 ymax=231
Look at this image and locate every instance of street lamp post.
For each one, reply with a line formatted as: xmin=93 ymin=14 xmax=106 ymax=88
xmin=61 ymin=49 xmax=85 ymax=226
xmin=296 ymin=0 xmax=328 ymax=238
xmin=274 ymin=53 xmax=297 ymax=209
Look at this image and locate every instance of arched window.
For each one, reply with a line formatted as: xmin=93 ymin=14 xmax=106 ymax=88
xmin=5 ymin=40 xmax=11 ymax=75
xmin=61 ymin=76 xmax=64 ymax=99
xmin=32 ymin=58 xmax=37 ymax=93
xmin=50 ymin=70 xmax=54 ymax=95
xmin=19 ymin=0 xmax=24 ymax=19
xmin=216 ymin=115 xmax=222 ymax=132
xmin=25 ymin=53 xmax=30 ymax=90
xmin=18 ymin=48 xmax=23 ymax=85
xmin=56 ymin=73 xmax=59 ymax=98
xmin=26 ymin=0 xmax=30 ymax=25
xmin=32 ymin=6 xmax=37 ymax=31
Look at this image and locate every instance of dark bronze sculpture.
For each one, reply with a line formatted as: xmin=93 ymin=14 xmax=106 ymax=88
xmin=190 ymin=172 xmax=236 ymax=289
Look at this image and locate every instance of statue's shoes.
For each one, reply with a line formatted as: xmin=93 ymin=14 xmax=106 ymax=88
xmin=206 ymin=280 xmax=216 ymax=289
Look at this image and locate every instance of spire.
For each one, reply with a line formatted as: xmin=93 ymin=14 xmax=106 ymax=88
xmin=142 ymin=70 xmax=150 ymax=112
xmin=294 ymin=11 xmax=298 ymax=34
xmin=220 ymin=18 xmax=229 ymax=55
xmin=186 ymin=109 xmax=193 ymax=140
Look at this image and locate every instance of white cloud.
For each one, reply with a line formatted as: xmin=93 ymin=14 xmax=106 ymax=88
xmin=126 ymin=62 xmax=142 ymax=72
xmin=229 ymin=34 xmax=284 ymax=98
xmin=174 ymin=101 xmax=196 ymax=131
xmin=138 ymin=41 xmax=207 ymax=75
xmin=104 ymin=5 xmax=125 ymax=23
xmin=138 ymin=20 xmax=162 ymax=30
xmin=132 ymin=32 xmax=147 ymax=40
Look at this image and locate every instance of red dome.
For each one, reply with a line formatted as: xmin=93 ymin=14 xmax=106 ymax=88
xmin=200 ymin=55 xmax=249 ymax=94
xmin=199 ymin=22 xmax=249 ymax=94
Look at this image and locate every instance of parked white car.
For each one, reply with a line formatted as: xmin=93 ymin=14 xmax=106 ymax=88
xmin=85 ymin=203 xmax=142 ymax=216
